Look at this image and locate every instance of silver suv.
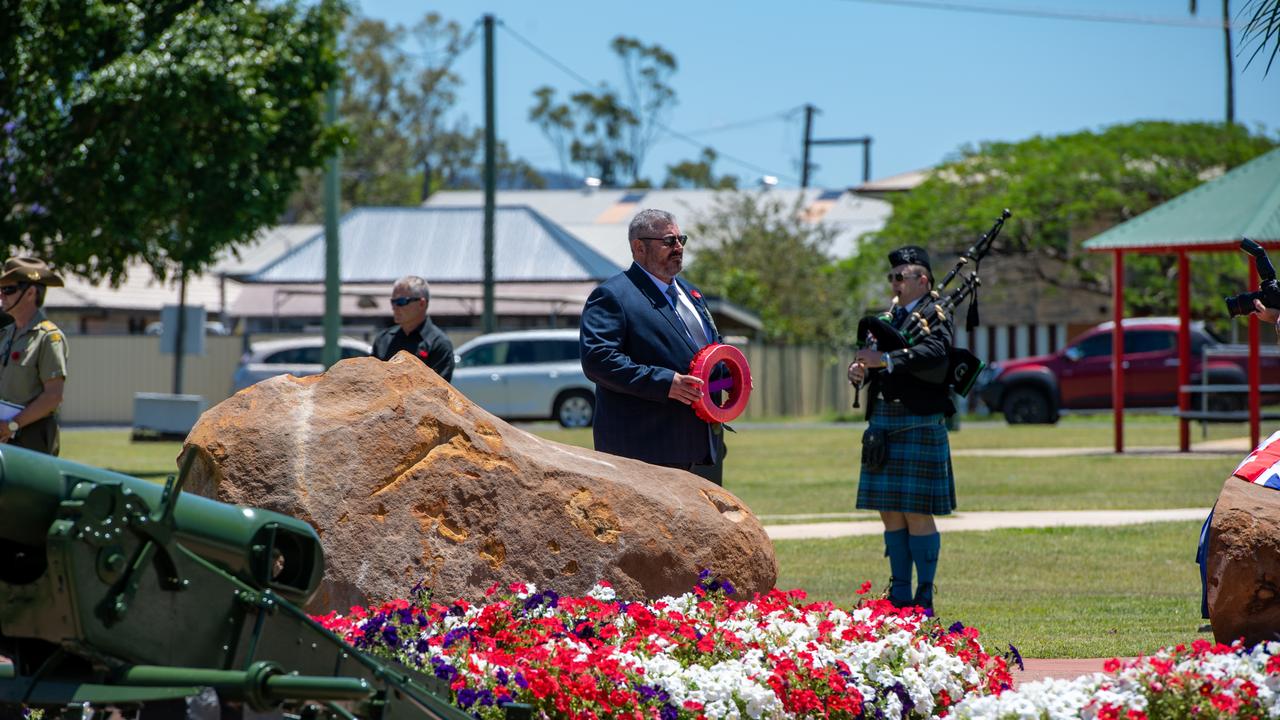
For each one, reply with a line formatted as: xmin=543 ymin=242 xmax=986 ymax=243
xmin=231 ymin=337 xmax=372 ymax=393
xmin=451 ymin=329 xmax=595 ymax=427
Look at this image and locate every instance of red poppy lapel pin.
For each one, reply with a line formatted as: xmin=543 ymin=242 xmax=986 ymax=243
xmin=417 ymin=350 xmax=429 ymax=360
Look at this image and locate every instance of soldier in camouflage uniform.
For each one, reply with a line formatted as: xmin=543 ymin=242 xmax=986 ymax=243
xmin=0 ymin=257 xmax=69 ymax=456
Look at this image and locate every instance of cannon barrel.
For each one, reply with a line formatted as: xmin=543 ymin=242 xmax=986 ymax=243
xmin=0 ymin=445 xmax=323 ymax=604
xmin=0 ymin=445 xmax=475 ymax=719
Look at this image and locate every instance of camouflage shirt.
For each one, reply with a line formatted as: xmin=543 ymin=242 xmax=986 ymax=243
xmin=0 ymin=310 xmax=69 ymax=407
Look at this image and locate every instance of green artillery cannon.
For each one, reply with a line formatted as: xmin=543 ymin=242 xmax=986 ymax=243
xmin=0 ymin=446 xmax=509 ymax=720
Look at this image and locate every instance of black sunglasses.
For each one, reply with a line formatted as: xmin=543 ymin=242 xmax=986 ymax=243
xmin=0 ymin=284 xmax=26 ymax=296
xmin=638 ymin=234 xmax=689 ymax=248
xmin=887 ymin=272 xmax=923 ymax=283
xmin=390 ymin=296 xmax=423 ymax=307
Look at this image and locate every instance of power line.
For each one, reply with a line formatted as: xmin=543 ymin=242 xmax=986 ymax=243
xmin=833 ymin=0 xmax=1240 ymax=29
xmin=497 ymin=21 xmax=798 ymax=184
xmin=678 ymin=107 xmax=804 ymax=137
xmin=498 ymin=22 xmax=601 ymax=90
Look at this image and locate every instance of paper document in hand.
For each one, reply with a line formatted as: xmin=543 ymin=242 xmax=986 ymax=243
xmin=0 ymin=401 xmax=22 ymax=422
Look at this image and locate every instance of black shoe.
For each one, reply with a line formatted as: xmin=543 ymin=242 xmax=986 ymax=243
xmin=912 ymin=582 xmax=935 ymax=611
xmin=882 ymin=576 xmax=912 ymax=608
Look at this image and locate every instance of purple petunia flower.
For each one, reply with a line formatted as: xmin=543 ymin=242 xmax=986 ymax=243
xmin=1007 ymin=643 xmax=1024 ymax=671
xmin=381 ymin=624 xmax=399 ymax=647
xmin=456 ymin=687 xmax=478 ymax=708
xmin=514 ymin=672 xmax=528 ymax=689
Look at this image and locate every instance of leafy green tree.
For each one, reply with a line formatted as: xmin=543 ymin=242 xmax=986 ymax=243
xmin=1241 ymin=0 xmax=1280 ymax=74
xmin=662 ymin=149 xmax=739 ymax=189
xmin=856 ymin=121 xmax=1277 ymax=323
xmin=531 ymin=87 xmax=638 ymax=187
xmin=285 ymin=13 xmax=543 ymax=221
xmin=611 ymin=36 xmax=676 ymax=184
xmin=2 ymin=0 xmax=344 ymax=283
xmin=683 ymin=193 xmax=852 ymax=345
xmin=529 ymin=35 xmax=677 ymax=187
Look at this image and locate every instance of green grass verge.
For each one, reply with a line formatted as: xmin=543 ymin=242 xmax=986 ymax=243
xmin=775 ymin=521 xmax=1211 ymax=658
xmin=535 ymin=425 xmax=1236 ymax=515
xmin=62 ymin=430 xmax=184 ymax=479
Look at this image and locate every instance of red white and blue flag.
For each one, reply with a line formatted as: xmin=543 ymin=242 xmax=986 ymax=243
xmin=1232 ymin=429 xmax=1280 ymax=490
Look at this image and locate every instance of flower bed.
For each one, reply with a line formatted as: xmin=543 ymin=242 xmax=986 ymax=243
xmin=315 ymin=575 xmax=1014 ymax=719
xmin=946 ymin=639 xmax=1280 ymax=720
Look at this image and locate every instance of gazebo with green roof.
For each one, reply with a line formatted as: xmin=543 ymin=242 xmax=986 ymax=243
xmin=1082 ymin=146 xmax=1280 ymax=453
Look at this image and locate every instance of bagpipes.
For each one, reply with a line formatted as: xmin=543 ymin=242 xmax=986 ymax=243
xmin=851 ymin=209 xmax=1011 ymax=408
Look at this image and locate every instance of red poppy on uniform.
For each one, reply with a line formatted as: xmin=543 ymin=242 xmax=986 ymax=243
xmin=9 ymin=352 xmax=17 ymax=361
xmin=691 ymin=289 xmax=702 ymax=300
xmin=417 ymin=350 xmax=429 ymax=359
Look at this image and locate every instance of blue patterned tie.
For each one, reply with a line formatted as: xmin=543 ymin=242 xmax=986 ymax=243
xmin=667 ymin=285 xmax=709 ymax=346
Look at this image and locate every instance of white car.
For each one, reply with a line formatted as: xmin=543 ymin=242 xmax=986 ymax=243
xmin=231 ymin=337 xmax=372 ymax=393
xmin=451 ymin=329 xmax=595 ymax=427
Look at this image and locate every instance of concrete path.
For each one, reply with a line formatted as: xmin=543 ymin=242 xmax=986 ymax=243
xmin=764 ymin=508 xmax=1208 ymax=540
xmin=951 ymin=435 xmax=1251 ymax=458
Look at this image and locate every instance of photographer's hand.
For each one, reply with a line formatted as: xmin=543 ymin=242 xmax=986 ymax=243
xmin=1254 ymin=299 xmax=1280 ymax=323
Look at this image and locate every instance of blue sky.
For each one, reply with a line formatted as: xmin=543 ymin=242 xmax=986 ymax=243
xmin=353 ymin=0 xmax=1279 ymax=188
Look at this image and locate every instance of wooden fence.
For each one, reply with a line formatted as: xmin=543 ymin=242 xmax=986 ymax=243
xmin=60 ymin=336 xmax=859 ymax=425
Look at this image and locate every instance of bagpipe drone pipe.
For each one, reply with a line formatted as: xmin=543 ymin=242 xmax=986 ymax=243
xmin=852 ymin=209 xmax=1011 ymax=407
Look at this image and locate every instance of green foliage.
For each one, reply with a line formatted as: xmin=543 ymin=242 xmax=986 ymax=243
xmin=530 ymin=35 xmax=680 ymax=187
xmin=662 ymin=148 xmax=739 ymax=189
xmin=286 ymin=13 xmax=544 ymax=221
xmin=1241 ymin=0 xmax=1280 ymax=74
xmin=683 ymin=193 xmax=854 ymax=345
xmin=2 ymin=0 xmax=346 ymax=283
xmin=856 ymin=121 xmax=1277 ymax=324
xmin=530 ymin=86 xmax=638 ymax=187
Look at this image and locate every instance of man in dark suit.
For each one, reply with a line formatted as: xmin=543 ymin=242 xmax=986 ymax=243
xmin=580 ymin=209 xmax=727 ymax=484
xmin=847 ymin=245 xmax=956 ymax=610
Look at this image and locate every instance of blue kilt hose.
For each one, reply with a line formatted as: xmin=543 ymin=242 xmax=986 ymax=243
xmin=856 ymin=401 xmax=956 ymax=516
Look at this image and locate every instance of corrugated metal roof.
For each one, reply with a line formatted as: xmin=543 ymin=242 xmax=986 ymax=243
xmin=1083 ymin=148 xmax=1280 ymax=251
xmin=423 ymin=187 xmax=892 ymax=260
xmin=231 ymin=281 xmax=601 ymax=318
xmin=248 ymin=206 xmax=622 ymax=283
xmin=215 ymin=224 xmax=321 ymax=277
xmin=47 ymin=265 xmax=231 ymax=313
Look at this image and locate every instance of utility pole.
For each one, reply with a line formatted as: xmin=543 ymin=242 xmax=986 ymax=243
xmin=800 ymin=103 xmax=873 ymax=186
xmin=322 ymin=78 xmax=341 ymax=368
xmin=482 ymin=14 xmax=496 ymax=334
xmin=801 ymin=104 xmax=816 ymax=188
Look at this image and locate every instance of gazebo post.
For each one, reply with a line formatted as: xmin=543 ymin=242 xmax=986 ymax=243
xmin=1250 ymin=259 xmax=1261 ymax=448
xmin=1113 ymin=249 xmax=1125 ymax=453
xmin=1178 ymin=251 xmax=1191 ymax=452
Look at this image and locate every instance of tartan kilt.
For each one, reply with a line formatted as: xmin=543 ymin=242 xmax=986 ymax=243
xmin=856 ymin=401 xmax=956 ymax=515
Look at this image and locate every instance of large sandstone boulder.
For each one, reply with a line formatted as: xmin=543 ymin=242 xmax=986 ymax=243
xmin=1207 ymin=477 xmax=1280 ymax=644
xmin=183 ymin=352 xmax=776 ymax=612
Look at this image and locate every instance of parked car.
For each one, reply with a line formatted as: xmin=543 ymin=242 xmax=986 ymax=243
xmin=231 ymin=337 xmax=372 ymax=393
xmin=975 ymin=317 xmax=1280 ymax=424
xmin=451 ymin=329 xmax=595 ymax=427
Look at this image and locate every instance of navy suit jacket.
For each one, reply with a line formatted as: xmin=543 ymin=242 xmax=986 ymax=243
xmin=580 ymin=263 xmax=723 ymax=466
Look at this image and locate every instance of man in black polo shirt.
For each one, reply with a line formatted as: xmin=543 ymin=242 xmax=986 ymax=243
xmin=372 ymin=275 xmax=454 ymax=382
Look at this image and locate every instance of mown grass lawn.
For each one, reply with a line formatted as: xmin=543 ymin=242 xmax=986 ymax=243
xmin=774 ymin=521 xmax=1210 ymax=658
xmin=534 ymin=420 xmax=1239 ymax=516
xmin=60 ymin=421 xmax=1236 ymax=658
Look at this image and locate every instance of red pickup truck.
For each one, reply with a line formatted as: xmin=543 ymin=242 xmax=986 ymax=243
xmin=975 ymin=317 xmax=1280 ymax=423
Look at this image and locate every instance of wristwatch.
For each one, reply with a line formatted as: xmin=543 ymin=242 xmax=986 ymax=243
xmin=6 ymin=420 xmax=18 ymax=435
